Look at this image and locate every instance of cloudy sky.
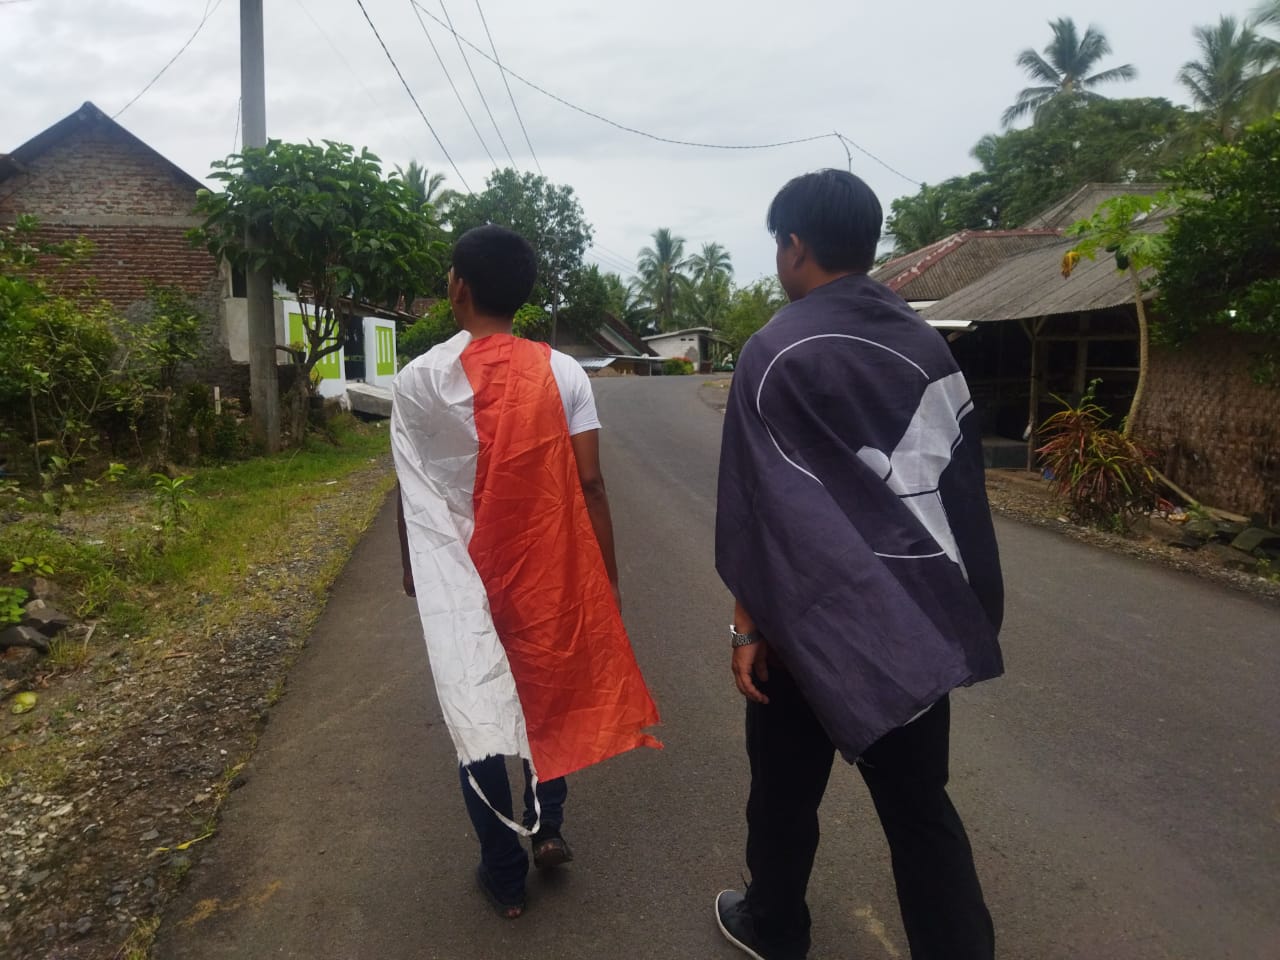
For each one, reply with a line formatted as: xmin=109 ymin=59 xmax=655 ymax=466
xmin=0 ymin=0 xmax=1259 ymax=282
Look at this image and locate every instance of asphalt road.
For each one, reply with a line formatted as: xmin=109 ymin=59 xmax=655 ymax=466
xmin=156 ymin=375 xmax=1280 ymax=960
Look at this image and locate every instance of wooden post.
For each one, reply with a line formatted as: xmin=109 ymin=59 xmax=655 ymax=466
xmin=1025 ymin=317 xmax=1046 ymax=472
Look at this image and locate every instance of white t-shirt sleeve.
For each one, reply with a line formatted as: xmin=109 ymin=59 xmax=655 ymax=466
xmin=549 ymin=350 xmax=601 ymax=436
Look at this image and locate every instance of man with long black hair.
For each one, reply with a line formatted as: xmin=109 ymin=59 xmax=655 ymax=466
xmin=714 ymin=170 xmax=1004 ymax=960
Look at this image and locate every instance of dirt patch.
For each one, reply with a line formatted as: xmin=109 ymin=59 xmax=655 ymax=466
xmin=0 ymin=455 xmax=396 ymax=960
xmin=985 ymin=469 xmax=1280 ymax=602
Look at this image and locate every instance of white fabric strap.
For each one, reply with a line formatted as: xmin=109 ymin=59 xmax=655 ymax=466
xmin=465 ymin=764 xmax=542 ymax=838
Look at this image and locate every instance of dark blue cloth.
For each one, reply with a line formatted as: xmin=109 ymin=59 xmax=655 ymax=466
xmin=716 ymin=274 xmax=1004 ymax=762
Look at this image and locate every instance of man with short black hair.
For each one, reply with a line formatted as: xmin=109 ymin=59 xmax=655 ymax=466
xmin=392 ymin=225 xmax=659 ymax=920
xmin=714 ymin=170 xmax=1004 ymax=960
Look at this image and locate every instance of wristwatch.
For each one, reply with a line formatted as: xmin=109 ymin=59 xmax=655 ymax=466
xmin=730 ymin=624 xmax=761 ymax=648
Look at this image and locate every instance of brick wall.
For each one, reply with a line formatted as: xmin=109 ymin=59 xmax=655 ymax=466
xmin=0 ymin=112 xmax=222 ymax=314
xmin=1133 ymin=332 xmax=1280 ymax=521
xmin=0 ymin=118 xmax=200 ymax=220
xmin=25 ymin=222 xmax=222 ymax=311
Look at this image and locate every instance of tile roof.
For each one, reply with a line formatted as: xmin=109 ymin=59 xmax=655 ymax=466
xmin=871 ymin=230 xmax=1064 ymax=302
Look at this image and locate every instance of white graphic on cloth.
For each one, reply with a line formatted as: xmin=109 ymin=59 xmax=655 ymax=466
xmin=855 ymin=371 xmax=974 ymax=576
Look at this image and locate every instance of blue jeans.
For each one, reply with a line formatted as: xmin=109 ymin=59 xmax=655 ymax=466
xmin=459 ymin=757 xmax=567 ymax=903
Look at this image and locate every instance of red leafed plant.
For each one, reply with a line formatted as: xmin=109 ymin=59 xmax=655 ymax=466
xmin=1035 ymin=381 xmax=1157 ymax=531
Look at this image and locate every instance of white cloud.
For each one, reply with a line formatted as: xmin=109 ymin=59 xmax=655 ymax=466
xmin=0 ymin=0 xmax=1260 ymax=281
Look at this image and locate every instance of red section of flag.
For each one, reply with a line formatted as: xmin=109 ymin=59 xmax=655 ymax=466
xmin=461 ymin=334 xmax=660 ymax=781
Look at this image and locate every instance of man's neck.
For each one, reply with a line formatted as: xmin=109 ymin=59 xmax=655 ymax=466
xmin=460 ymin=314 xmax=515 ymax=339
xmin=794 ymin=269 xmax=860 ymax=299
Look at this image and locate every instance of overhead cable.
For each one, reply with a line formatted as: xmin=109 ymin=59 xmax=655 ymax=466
xmin=473 ymin=0 xmax=541 ymax=174
xmin=409 ymin=0 xmax=920 ymax=184
xmin=410 ymin=0 xmax=498 ymax=169
xmin=291 ymin=0 xmax=418 ymax=157
xmin=113 ymin=0 xmax=225 ymax=119
xmin=354 ymin=0 xmax=473 ymax=193
xmin=436 ymin=0 xmax=517 ymax=168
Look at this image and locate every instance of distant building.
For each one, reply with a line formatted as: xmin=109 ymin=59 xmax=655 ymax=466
xmin=642 ymin=327 xmax=729 ymax=372
xmin=554 ymin=314 xmax=664 ymax=376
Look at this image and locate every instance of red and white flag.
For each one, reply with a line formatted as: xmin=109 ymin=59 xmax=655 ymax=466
xmin=391 ymin=331 xmax=660 ymax=790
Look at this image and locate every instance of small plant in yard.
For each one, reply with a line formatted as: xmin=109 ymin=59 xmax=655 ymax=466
xmin=0 ymin=585 xmax=27 ymax=625
xmin=1036 ymin=381 xmax=1157 ymax=531
xmin=152 ymin=473 xmax=194 ymax=531
xmin=10 ymin=553 xmax=55 ymax=576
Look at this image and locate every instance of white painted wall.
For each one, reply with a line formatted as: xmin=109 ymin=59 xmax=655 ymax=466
xmin=281 ymin=299 xmax=346 ymax=399
xmin=362 ymin=317 xmax=398 ymax=389
xmin=645 ymin=332 xmax=703 ymax=365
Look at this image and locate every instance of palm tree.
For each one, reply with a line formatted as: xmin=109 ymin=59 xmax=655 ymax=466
xmin=688 ymin=242 xmax=734 ymax=286
xmin=1002 ymin=18 xmax=1136 ymax=127
xmin=635 ymin=228 xmax=691 ymax=331
xmin=887 ymin=185 xmax=949 ymax=254
xmin=602 ymin=271 xmax=653 ymax=333
xmin=1250 ymin=0 xmax=1280 ymax=115
xmin=395 ymin=160 xmax=455 ymax=211
xmin=1178 ymin=17 xmax=1263 ymax=143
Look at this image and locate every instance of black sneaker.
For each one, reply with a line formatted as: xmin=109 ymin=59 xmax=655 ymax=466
xmin=715 ymin=890 xmax=806 ymax=960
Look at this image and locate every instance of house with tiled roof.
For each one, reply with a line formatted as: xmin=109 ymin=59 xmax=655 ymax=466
xmin=871 ymin=229 xmax=1063 ymax=321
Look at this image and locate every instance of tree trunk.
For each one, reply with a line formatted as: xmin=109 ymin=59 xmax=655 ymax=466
xmin=1125 ymin=267 xmax=1150 ymax=439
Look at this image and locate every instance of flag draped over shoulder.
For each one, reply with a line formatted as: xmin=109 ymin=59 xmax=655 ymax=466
xmin=392 ymin=331 xmax=659 ymax=783
xmin=716 ymin=275 xmax=1004 ymax=761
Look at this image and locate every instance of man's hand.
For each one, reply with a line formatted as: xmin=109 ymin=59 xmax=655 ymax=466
xmin=403 ymin=571 xmax=416 ymax=597
xmin=732 ymin=640 xmax=770 ymax=705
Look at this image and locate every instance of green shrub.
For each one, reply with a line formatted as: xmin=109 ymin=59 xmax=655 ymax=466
xmin=1036 ymin=382 xmax=1157 ymax=531
xmin=662 ymin=357 xmax=695 ymax=376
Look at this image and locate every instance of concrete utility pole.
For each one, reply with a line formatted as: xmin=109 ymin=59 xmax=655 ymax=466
xmin=241 ymin=0 xmax=280 ymax=451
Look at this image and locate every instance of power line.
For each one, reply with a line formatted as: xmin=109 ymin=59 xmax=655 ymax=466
xmin=291 ymin=0 xmax=417 ymax=157
xmin=473 ymin=0 xmax=541 ymax=174
xmin=836 ymin=133 xmax=922 ymax=187
xmin=408 ymin=0 xmax=920 ymax=185
xmin=436 ymin=0 xmax=517 ymax=169
xmin=354 ymin=0 xmax=473 ymax=194
xmin=231 ymin=96 xmax=241 ymax=154
xmin=113 ymin=0 xmax=225 ymax=119
xmin=409 ymin=0 xmax=497 ymax=169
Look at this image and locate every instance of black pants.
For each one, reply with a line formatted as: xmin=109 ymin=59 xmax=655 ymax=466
xmin=745 ymin=666 xmax=994 ymax=960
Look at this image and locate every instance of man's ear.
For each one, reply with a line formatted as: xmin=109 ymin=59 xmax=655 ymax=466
xmin=786 ymin=233 xmax=808 ymax=267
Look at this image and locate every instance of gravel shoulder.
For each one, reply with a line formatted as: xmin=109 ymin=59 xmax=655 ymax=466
xmin=0 ymin=452 xmax=396 ymax=960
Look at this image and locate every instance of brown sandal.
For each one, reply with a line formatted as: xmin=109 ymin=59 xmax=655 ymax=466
xmin=532 ymin=833 xmax=574 ymax=870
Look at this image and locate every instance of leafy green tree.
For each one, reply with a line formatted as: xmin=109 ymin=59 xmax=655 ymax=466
xmin=885 ymin=174 xmax=1001 ymax=252
xmin=1063 ymin=193 xmax=1172 ymax=436
xmin=559 ymin=264 xmax=611 ymax=339
xmin=717 ymin=278 xmax=787 ymax=353
xmin=635 ymin=228 xmax=691 ymax=331
xmin=513 ymin=303 xmax=551 ymax=341
xmin=1156 ymin=113 xmax=1280 ymax=383
xmin=1003 ymin=18 xmax=1136 ymax=127
xmin=192 ymin=141 xmax=443 ymax=440
xmin=398 ymin=300 xmax=456 ymax=363
xmin=448 ymin=169 xmax=593 ymax=336
xmin=602 ymin=271 xmax=652 ymax=334
xmin=1179 ymin=16 xmax=1264 ymax=143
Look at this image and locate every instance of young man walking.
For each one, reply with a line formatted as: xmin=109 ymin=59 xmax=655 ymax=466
xmin=392 ymin=225 xmax=659 ymax=920
xmin=714 ymin=171 xmax=1005 ymax=960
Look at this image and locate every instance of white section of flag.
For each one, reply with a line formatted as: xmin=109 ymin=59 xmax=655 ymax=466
xmin=390 ymin=331 xmax=532 ymax=769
